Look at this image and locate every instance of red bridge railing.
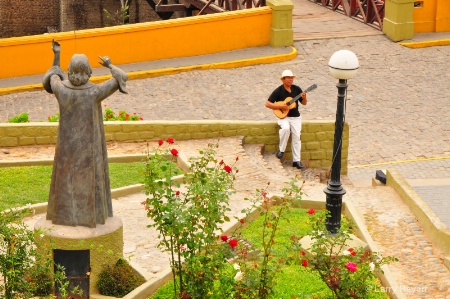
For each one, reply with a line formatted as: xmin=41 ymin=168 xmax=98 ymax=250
xmin=309 ymin=0 xmax=385 ymax=30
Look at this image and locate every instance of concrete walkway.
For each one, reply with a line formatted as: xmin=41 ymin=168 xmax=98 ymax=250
xmin=1 ymin=0 xmax=450 ymax=298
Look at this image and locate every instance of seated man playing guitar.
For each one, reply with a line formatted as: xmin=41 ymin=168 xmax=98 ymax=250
xmin=265 ymin=69 xmax=308 ymax=169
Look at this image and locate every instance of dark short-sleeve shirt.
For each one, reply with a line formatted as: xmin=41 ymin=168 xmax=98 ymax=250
xmin=268 ymin=84 xmax=303 ymax=117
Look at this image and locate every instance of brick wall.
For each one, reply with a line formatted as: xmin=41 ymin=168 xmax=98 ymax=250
xmin=59 ymin=0 xmax=162 ymax=32
xmin=0 ymin=0 xmax=161 ymax=38
xmin=128 ymin=0 xmax=162 ymax=24
xmin=0 ymin=0 xmax=59 ymax=37
xmin=0 ymin=120 xmax=349 ymax=173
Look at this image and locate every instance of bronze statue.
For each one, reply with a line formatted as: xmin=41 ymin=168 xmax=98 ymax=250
xmin=43 ymin=40 xmax=128 ymax=228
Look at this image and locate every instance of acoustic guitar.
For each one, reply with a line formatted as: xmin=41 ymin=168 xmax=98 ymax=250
xmin=273 ymin=84 xmax=317 ymax=119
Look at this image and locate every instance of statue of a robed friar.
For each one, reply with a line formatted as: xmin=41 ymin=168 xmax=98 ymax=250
xmin=43 ymin=40 xmax=128 ymax=228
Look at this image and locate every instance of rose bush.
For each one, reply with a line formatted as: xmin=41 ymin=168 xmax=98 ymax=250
xmin=290 ymin=209 xmax=398 ymax=299
xmin=143 ymin=139 xmax=304 ymax=299
xmin=143 ymin=139 xmax=238 ymax=298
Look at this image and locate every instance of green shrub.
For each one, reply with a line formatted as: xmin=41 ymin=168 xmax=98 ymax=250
xmin=7 ymin=112 xmax=29 ymax=123
xmin=103 ymin=108 xmax=143 ymax=121
xmin=47 ymin=113 xmax=60 ymax=122
xmin=24 ymin=271 xmax=53 ymax=297
xmin=96 ymin=258 xmax=145 ymax=297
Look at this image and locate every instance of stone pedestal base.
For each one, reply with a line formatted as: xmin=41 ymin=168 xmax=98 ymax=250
xmin=34 ymin=216 xmax=124 ymax=296
xmin=299 ymin=233 xmax=369 ymax=256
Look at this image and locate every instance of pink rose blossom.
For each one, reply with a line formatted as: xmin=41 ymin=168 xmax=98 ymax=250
xmin=346 ymin=262 xmax=357 ymax=272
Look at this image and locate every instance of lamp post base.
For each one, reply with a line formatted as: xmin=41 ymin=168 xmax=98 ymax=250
xmin=324 ymin=182 xmax=346 ymax=235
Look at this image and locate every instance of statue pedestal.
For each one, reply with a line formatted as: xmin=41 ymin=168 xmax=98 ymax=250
xmin=35 ymin=216 xmax=124 ymax=297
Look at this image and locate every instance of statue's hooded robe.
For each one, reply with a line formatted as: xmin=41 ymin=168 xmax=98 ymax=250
xmin=43 ymin=57 xmax=127 ymax=228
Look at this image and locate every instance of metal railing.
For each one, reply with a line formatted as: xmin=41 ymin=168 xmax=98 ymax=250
xmin=309 ymin=0 xmax=385 ymax=30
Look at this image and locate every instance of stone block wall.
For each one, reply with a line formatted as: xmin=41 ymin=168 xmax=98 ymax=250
xmin=0 ymin=120 xmax=349 ymax=173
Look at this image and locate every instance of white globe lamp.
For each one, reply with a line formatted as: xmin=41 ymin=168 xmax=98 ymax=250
xmin=328 ymin=50 xmax=359 ymax=80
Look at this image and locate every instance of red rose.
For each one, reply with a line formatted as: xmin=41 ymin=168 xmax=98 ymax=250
xmin=347 ymin=248 xmax=357 ymax=255
xmin=171 ymin=149 xmax=179 ymax=156
xmin=139 ymin=117 xmax=143 ymax=120
xmin=176 ymin=191 xmax=180 ymax=196
xmin=240 ymin=218 xmax=245 ymax=224
xmin=167 ymin=138 xmax=174 ymax=144
xmin=301 ymin=250 xmax=306 ymax=256
xmin=220 ymin=235 xmax=228 ymax=242
xmin=228 ymin=239 xmax=238 ymax=249
xmin=302 ymin=260 xmax=308 ymax=267
xmin=158 ymin=140 xmax=164 ymax=146
xmin=223 ymin=165 xmax=232 ymax=173
xmin=219 ymin=160 xmax=224 ymax=165
xmin=307 ymin=209 xmax=316 ymax=215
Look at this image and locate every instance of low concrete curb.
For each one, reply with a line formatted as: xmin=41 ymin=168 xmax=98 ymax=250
xmin=0 ymin=154 xmax=147 ymax=167
xmin=386 ymin=169 xmax=450 ymax=263
xmin=399 ymin=39 xmax=450 ymax=48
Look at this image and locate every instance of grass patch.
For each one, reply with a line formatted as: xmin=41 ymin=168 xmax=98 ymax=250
xmin=0 ymin=162 xmax=177 ymax=211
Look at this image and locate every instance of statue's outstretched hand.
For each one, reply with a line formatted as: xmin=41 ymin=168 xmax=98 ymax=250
xmin=52 ymin=39 xmax=60 ymax=54
xmin=98 ymin=56 xmax=112 ymax=69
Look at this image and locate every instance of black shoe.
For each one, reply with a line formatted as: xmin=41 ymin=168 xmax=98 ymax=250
xmin=292 ymin=161 xmax=304 ymax=169
xmin=276 ymin=151 xmax=284 ymax=159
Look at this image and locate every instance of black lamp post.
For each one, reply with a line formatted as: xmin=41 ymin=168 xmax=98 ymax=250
xmin=324 ymin=50 xmax=359 ymax=234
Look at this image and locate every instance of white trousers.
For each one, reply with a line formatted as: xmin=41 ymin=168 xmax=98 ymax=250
xmin=278 ymin=116 xmax=302 ymax=162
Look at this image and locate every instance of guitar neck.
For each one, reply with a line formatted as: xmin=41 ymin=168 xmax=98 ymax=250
xmin=287 ymin=94 xmax=302 ymax=106
xmin=287 ymin=84 xmax=316 ymax=105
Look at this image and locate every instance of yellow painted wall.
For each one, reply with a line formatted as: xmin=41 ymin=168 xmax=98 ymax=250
xmin=414 ymin=0 xmax=450 ymax=32
xmin=414 ymin=0 xmax=437 ymax=32
xmin=0 ymin=7 xmax=271 ymax=79
xmin=436 ymin=0 xmax=450 ymax=31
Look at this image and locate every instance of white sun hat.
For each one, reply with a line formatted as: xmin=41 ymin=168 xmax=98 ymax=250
xmin=281 ymin=70 xmax=295 ymax=79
